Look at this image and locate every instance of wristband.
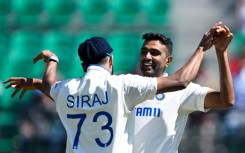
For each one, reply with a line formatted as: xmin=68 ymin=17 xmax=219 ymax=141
xmin=48 ymin=56 xmax=59 ymax=63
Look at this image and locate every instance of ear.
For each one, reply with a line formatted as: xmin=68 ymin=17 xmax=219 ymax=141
xmin=82 ymin=63 xmax=88 ymax=72
xmin=109 ymin=55 xmax=113 ymax=66
xmin=165 ymin=55 xmax=173 ymax=68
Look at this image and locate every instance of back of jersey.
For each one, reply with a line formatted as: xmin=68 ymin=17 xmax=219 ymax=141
xmin=50 ymin=65 xmax=157 ymax=153
xmin=50 ymin=66 xmax=130 ymax=153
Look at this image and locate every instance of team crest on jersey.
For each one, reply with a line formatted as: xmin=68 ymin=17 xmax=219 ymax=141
xmin=155 ymin=93 xmax=165 ymax=101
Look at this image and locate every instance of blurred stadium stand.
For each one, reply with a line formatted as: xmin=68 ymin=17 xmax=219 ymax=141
xmin=0 ymin=111 xmax=17 ymax=152
xmin=0 ymin=0 xmax=11 ymax=28
xmin=11 ymin=0 xmax=43 ymax=27
xmin=109 ymin=0 xmax=142 ymax=26
xmin=43 ymin=0 xmax=75 ymax=27
xmin=42 ymin=30 xmax=75 ymax=78
xmin=141 ymin=0 xmax=171 ymax=26
xmin=5 ymin=30 xmax=43 ymax=78
xmin=76 ymin=0 xmax=111 ymax=26
xmin=107 ymin=31 xmax=142 ymax=74
xmin=0 ymin=32 xmax=8 ymax=78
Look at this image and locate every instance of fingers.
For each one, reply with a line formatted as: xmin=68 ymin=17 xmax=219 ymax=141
xmin=224 ymin=25 xmax=234 ymax=38
xmin=216 ymin=27 xmax=226 ymax=34
xmin=3 ymin=78 xmax=18 ymax=84
xmin=212 ymin=37 xmax=219 ymax=44
xmin=33 ymin=50 xmax=54 ymax=64
xmin=210 ymin=22 xmax=221 ymax=32
xmin=20 ymin=89 xmax=27 ymax=100
xmin=4 ymin=77 xmax=30 ymax=99
xmin=5 ymin=81 xmax=19 ymax=89
xmin=229 ymin=33 xmax=234 ymax=39
xmin=5 ymin=82 xmax=15 ymax=89
xmin=11 ymin=86 xmax=21 ymax=98
xmin=215 ymin=25 xmax=233 ymax=40
xmin=215 ymin=21 xmax=222 ymax=26
xmin=203 ymin=22 xmax=233 ymax=51
xmin=205 ymin=22 xmax=222 ymax=39
xmin=33 ymin=52 xmax=45 ymax=64
xmin=4 ymin=78 xmax=22 ymax=97
xmin=212 ymin=23 xmax=233 ymax=40
xmin=223 ymin=25 xmax=230 ymax=34
xmin=3 ymin=79 xmax=10 ymax=84
xmin=210 ymin=22 xmax=222 ymax=33
xmin=4 ymin=78 xmax=23 ymax=89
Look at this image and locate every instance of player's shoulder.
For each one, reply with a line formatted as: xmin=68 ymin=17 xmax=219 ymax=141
xmin=187 ymin=82 xmax=201 ymax=88
xmin=109 ymin=73 xmax=139 ymax=80
xmin=109 ymin=73 xmax=152 ymax=83
xmin=56 ymin=77 xmax=84 ymax=87
xmin=179 ymin=82 xmax=207 ymax=95
xmin=182 ymin=82 xmax=202 ymax=91
xmin=169 ymin=82 xmax=201 ymax=94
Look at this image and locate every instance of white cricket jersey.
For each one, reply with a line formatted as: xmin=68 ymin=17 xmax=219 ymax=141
xmin=50 ymin=65 xmax=157 ymax=153
xmin=129 ymin=73 xmax=210 ymax=153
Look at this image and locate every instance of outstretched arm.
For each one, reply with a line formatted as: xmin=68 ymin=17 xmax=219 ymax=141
xmin=204 ymin=25 xmax=235 ymax=108
xmin=4 ymin=77 xmax=53 ymax=101
xmin=157 ymin=22 xmax=224 ymax=93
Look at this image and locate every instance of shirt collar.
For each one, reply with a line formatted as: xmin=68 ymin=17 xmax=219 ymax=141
xmin=86 ymin=64 xmax=111 ymax=76
xmin=163 ymin=72 xmax=168 ymax=77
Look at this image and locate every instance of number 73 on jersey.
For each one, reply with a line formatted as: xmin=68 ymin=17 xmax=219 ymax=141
xmin=67 ymin=111 xmax=113 ymax=149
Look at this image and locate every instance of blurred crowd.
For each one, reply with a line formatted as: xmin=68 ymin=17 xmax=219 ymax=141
xmin=13 ymin=91 xmax=66 ymax=153
xmin=178 ymin=1 xmax=245 ymax=153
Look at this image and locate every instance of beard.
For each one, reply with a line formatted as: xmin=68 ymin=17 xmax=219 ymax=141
xmin=141 ymin=65 xmax=165 ymax=77
xmin=140 ymin=65 xmax=155 ymax=77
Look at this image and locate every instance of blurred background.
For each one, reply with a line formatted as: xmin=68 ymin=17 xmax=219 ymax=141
xmin=1 ymin=0 xmax=245 ymax=152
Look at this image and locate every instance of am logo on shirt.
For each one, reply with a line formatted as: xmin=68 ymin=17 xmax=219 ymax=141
xmin=134 ymin=93 xmax=165 ymax=117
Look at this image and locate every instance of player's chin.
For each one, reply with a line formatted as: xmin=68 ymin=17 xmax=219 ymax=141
xmin=141 ymin=69 xmax=154 ymax=77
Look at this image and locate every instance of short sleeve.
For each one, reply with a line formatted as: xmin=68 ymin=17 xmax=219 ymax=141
xmin=181 ymin=83 xmax=211 ymax=113
xmin=123 ymin=74 xmax=157 ymax=110
xmin=50 ymin=81 xmax=62 ymax=101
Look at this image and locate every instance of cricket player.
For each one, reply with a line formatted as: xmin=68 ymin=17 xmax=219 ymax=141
xmin=129 ymin=24 xmax=235 ymax=153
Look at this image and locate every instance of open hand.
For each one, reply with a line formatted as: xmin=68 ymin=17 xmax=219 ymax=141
xmin=4 ymin=77 xmax=39 ymax=99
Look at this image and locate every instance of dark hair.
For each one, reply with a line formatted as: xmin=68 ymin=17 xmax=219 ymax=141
xmin=142 ymin=32 xmax=173 ymax=55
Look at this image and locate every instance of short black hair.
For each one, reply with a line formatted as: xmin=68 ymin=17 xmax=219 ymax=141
xmin=142 ymin=32 xmax=173 ymax=55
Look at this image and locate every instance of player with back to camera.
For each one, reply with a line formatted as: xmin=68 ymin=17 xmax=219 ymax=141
xmin=127 ymin=23 xmax=235 ymax=153
xmin=4 ymin=22 xmax=228 ymax=153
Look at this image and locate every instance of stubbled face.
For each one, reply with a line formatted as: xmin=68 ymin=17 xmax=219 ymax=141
xmin=140 ymin=40 xmax=171 ymax=77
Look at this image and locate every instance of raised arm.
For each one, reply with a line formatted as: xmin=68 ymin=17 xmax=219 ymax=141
xmin=204 ymin=25 xmax=235 ymax=108
xmin=4 ymin=50 xmax=59 ymax=100
xmin=33 ymin=50 xmax=58 ymax=98
xmin=157 ymin=22 xmax=224 ymax=93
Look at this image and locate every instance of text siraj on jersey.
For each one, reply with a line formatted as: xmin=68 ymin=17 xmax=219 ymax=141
xmin=66 ymin=91 xmax=109 ymax=108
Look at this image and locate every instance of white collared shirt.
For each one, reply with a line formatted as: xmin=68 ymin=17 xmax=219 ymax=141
xmin=50 ymin=65 xmax=157 ymax=153
xmin=129 ymin=73 xmax=211 ymax=153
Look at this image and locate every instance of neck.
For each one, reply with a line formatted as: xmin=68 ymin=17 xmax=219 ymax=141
xmin=89 ymin=64 xmax=112 ymax=74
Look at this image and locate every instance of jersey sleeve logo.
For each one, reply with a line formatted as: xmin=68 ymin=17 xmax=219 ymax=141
xmin=155 ymin=93 xmax=165 ymax=101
